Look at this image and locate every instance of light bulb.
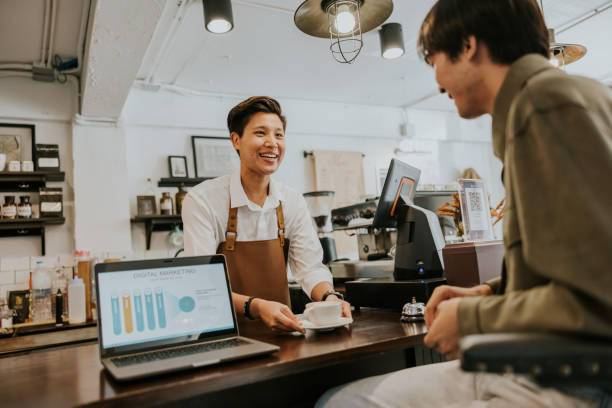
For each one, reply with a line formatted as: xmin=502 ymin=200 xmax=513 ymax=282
xmin=207 ymin=18 xmax=232 ymax=34
xmin=383 ymin=47 xmax=403 ymax=60
xmin=334 ymin=7 xmax=356 ymax=34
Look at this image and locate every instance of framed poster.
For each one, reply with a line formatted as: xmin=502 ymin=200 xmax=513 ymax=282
xmin=168 ymin=155 xmax=188 ymax=178
xmin=191 ymin=136 xmax=240 ymax=178
xmin=0 ymin=123 xmax=35 ymax=169
xmin=137 ymin=195 xmax=157 ymax=216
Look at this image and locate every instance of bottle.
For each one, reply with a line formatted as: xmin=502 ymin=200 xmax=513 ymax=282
xmin=1 ymin=304 xmax=13 ymax=329
xmin=175 ymin=184 xmax=187 ymax=215
xmin=68 ymin=278 xmax=86 ymax=324
xmin=17 ymin=196 xmax=32 ymax=218
xmin=1 ymin=195 xmax=17 ymax=219
xmin=32 ymin=261 xmax=52 ymax=322
xmin=160 ymin=192 xmax=173 ymax=215
xmin=55 ymin=289 xmax=63 ymax=326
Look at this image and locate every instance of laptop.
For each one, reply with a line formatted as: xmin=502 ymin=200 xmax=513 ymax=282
xmin=94 ymin=255 xmax=279 ymax=381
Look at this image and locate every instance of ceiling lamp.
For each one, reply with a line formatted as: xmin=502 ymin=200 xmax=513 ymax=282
xmin=203 ymin=0 xmax=234 ymax=34
xmin=539 ymin=1 xmax=586 ymax=67
xmin=548 ymin=28 xmax=586 ymax=67
xmin=379 ymin=22 xmax=404 ymax=59
xmin=294 ymin=0 xmax=393 ymax=64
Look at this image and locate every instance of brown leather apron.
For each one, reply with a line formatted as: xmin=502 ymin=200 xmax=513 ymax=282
xmin=216 ymin=204 xmax=291 ymax=308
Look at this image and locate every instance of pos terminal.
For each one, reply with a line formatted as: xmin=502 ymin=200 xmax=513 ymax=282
xmin=345 ymin=159 xmax=446 ymax=310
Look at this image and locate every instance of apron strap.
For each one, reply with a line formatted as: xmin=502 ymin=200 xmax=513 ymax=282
xmin=225 ymin=207 xmax=238 ymax=251
xmin=276 ymin=204 xmax=285 ymax=247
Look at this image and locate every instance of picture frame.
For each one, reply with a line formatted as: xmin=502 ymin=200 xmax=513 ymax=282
xmin=137 ymin=195 xmax=157 ymax=216
xmin=168 ymin=155 xmax=188 ymax=178
xmin=191 ymin=136 xmax=240 ymax=178
xmin=0 ymin=123 xmax=35 ymax=170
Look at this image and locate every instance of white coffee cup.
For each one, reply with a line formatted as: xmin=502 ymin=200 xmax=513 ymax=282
xmin=0 ymin=154 xmax=6 ymax=171
xmin=22 ymin=160 xmax=34 ymax=172
xmin=303 ymin=302 xmax=342 ymax=325
xmin=8 ymin=160 xmax=20 ymax=172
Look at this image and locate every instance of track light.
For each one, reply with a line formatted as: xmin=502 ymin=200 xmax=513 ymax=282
xmin=203 ymin=0 xmax=234 ymax=34
xmin=379 ymin=22 xmax=404 ymax=59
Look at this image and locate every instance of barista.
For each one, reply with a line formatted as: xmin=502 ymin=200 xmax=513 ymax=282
xmin=182 ymin=96 xmax=351 ymax=333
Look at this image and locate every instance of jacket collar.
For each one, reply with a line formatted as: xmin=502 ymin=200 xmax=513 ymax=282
xmin=229 ymin=169 xmax=282 ymax=210
xmin=492 ymin=54 xmax=554 ymax=160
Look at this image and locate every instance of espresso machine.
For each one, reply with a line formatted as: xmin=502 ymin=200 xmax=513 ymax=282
xmin=303 ymin=191 xmax=337 ymax=264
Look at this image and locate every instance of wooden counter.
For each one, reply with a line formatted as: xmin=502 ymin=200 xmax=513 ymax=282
xmin=0 ymin=309 xmax=429 ymax=407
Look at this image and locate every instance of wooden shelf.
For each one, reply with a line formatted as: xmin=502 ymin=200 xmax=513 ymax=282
xmin=158 ymin=177 xmax=211 ymax=188
xmin=0 ymin=171 xmax=65 ymax=192
xmin=0 ymin=217 xmax=65 ymax=255
xmin=131 ymin=215 xmax=182 ymax=249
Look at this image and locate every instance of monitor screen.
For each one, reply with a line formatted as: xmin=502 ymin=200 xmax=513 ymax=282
xmin=97 ymin=260 xmax=235 ymax=354
xmin=372 ymin=159 xmax=421 ymax=228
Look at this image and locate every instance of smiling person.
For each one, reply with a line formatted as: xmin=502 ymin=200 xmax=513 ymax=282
xmin=182 ymin=96 xmax=350 ymax=333
xmin=317 ymin=0 xmax=612 ymax=407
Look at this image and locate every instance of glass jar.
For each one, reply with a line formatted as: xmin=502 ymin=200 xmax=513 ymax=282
xmin=17 ymin=196 xmax=32 ymax=219
xmin=1 ymin=195 xmax=17 ymax=219
xmin=160 ymin=192 xmax=173 ymax=215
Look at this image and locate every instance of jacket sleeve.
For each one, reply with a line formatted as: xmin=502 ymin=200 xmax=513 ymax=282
xmin=458 ymin=99 xmax=612 ymax=337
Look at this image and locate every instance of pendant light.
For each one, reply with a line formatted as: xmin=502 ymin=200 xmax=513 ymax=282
xmin=294 ymin=0 xmax=393 ymax=64
xmin=379 ymin=22 xmax=404 ymax=59
xmin=203 ymin=0 xmax=234 ymax=34
xmin=540 ymin=0 xmax=586 ymax=67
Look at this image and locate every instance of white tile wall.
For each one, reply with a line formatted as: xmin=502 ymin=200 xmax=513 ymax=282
xmin=0 ymin=271 xmax=15 ymax=285
xmin=0 ymin=257 xmax=29 ymax=271
xmin=15 ymin=270 xmax=30 ymax=284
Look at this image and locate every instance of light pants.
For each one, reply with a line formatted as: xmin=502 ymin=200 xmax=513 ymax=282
xmin=316 ymin=360 xmax=609 ymax=408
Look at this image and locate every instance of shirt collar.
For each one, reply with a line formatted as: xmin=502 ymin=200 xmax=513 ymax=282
xmin=229 ymin=168 xmax=283 ymax=210
xmin=492 ymin=54 xmax=554 ymax=160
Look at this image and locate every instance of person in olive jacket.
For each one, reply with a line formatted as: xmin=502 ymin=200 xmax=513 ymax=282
xmin=318 ymin=0 xmax=612 ymax=407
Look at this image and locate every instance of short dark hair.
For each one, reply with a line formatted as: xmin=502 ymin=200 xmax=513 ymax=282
xmin=227 ymin=96 xmax=286 ymax=137
xmin=418 ymin=0 xmax=549 ymax=64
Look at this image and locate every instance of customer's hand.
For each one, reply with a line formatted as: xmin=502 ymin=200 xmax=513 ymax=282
xmin=324 ymin=295 xmax=352 ymax=319
xmin=424 ymin=297 xmax=460 ymax=359
xmin=251 ymin=299 xmax=305 ymax=333
xmin=424 ymin=284 xmax=492 ymax=329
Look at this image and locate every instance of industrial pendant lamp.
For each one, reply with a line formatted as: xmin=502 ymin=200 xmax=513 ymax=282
xmin=379 ymin=22 xmax=404 ymax=59
xmin=548 ymin=28 xmax=586 ymax=67
xmin=539 ymin=0 xmax=586 ymax=67
xmin=294 ymin=0 xmax=393 ymax=64
xmin=203 ymin=0 xmax=234 ymax=34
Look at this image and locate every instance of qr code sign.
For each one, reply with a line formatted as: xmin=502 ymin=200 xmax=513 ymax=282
xmin=468 ymin=191 xmax=482 ymax=212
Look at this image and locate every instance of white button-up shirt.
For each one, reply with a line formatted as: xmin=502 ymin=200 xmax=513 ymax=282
xmin=182 ymin=169 xmax=332 ymax=298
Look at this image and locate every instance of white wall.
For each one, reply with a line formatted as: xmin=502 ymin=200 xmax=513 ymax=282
xmin=0 ymin=77 xmax=76 ymax=258
xmin=122 ymin=88 xmax=503 ymax=255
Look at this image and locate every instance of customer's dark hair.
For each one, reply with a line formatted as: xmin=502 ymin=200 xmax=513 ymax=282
xmin=418 ymin=0 xmax=549 ymax=64
xmin=227 ymin=96 xmax=286 ymax=137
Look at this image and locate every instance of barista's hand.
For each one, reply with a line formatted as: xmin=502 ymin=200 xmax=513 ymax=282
xmin=324 ymin=295 xmax=352 ymax=319
xmin=251 ymin=299 xmax=305 ymax=333
xmin=424 ymin=297 xmax=460 ymax=359
xmin=424 ymin=284 xmax=492 ymax=329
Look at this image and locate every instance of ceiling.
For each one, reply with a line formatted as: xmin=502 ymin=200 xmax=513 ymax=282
xmin=1 ymin=0 xmax=611 ymax=115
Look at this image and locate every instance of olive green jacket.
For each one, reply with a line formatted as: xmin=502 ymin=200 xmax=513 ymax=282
xmin=458 ymin=54 xmax=612 ymax=337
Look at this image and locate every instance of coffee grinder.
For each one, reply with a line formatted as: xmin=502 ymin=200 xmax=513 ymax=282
xmin=303 ymin=191 xmax=337 ymax=264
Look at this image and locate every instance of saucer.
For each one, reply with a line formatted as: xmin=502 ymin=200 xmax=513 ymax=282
xmin=299 ymin=316 xmax=353 ymax=331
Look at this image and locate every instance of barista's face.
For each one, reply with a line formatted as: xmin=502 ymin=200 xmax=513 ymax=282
xmin=231 ymin=112 xmax=285 ymax=176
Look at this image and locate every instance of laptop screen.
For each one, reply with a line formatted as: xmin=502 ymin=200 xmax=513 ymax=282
xmin=97 ymin=258 xmax=236 ymax=356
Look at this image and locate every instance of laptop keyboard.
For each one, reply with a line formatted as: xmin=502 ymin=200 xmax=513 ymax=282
xmin=111 ymin=338 xmax=250 ymax=367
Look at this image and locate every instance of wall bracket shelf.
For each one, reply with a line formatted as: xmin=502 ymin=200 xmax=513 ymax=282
xmin=157 ymin=177 xmax=211 ymax=188
xmin=0 ymin=217 xmax=65 ymax=255
xmin=0 ymin=171 xmax=65 ymax=192
xmin=131 ymin=215 xmax=183 ymax=250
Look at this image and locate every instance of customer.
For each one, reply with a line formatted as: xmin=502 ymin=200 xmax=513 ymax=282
xmin=182 ymin=96 xmax=350 ymax=333
xmin=317 ymin=0 xmax=612 ymax=406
